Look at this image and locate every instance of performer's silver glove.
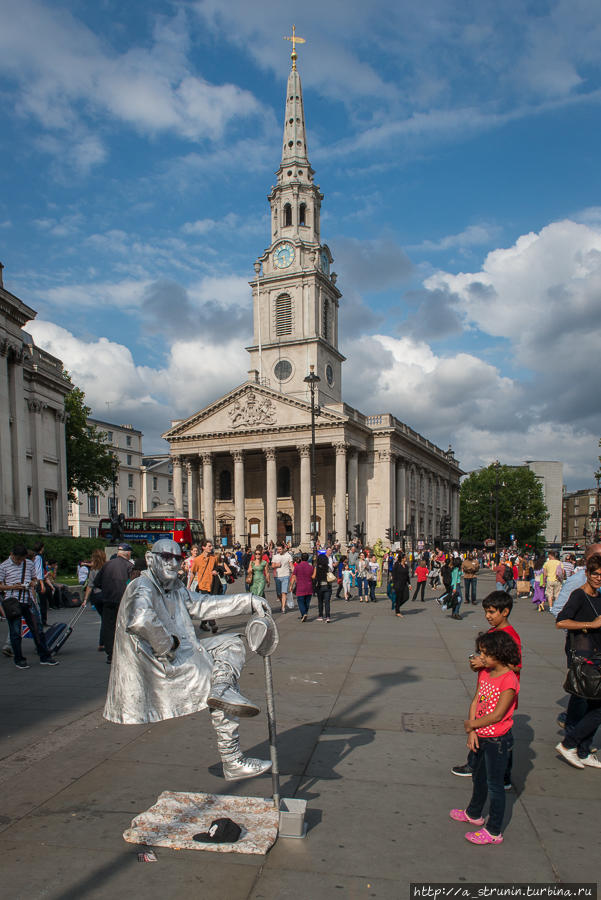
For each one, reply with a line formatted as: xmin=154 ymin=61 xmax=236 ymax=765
xmin=250 ymin=595 xmax=271 ymax=618
xmin=157 ymin=635 xmax=179 ymax=663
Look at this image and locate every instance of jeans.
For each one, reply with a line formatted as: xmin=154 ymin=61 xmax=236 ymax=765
xmin=464 ymin=578 xmax=477 ymax=604
xmin=466 ymin=731 xmax=513 ymax=835
xmin=297 ymin=594 xmax=311 ymax=617
xmin=7 ymin=605 xmax=52 ymax=663
xmin=368 ymin=579 xmax=376 ymax=602
xmin=395 ymin=585 xmax=409 ymax=614
xmin=356 ymin=575 xmax=367 ymax=598
xmin=412 ymin=581 xmax=426 ymax=602
xmin=563 ymin=699 xmax=601 ymax=758
xmin=317 ymin=584 xmax=331 ymax=619
xmin=453 ymin=586 xmax=463 ymax=615
xmin=496 ymin=582 xmax=507 ymax=593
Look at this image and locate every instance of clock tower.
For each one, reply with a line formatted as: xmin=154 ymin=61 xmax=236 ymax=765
xmin=247 ymin=44 xmax=344 ymax=407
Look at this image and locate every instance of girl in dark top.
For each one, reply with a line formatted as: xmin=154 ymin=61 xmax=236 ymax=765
xmin=313 ymin=553 xmax=332 ymax=623
xmin=392 ymin=553 xmax=411 ymax=617
xmin=555 ymin=553 xmax=601 ymax=769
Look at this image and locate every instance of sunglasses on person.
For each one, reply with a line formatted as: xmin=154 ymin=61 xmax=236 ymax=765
xmin=152 ymin=551 xmax=182 ymax=562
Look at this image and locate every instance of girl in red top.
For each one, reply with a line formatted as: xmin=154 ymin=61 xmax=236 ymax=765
xmin=411 ymin=560 xmax=429 ymax=602
xmin=450 ymin=630 xmax=520 ymax=845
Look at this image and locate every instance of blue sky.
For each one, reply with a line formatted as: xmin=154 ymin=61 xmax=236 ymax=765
xmin=1 ymin=0 xmax=600 ymax=488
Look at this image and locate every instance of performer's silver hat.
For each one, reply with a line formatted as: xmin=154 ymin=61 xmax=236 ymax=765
xmin=245 ymin=614 xmax=279 ymax=657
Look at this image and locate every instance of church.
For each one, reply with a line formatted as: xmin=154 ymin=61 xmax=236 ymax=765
xmin=163 ymin=48 xmax=463 ymax=551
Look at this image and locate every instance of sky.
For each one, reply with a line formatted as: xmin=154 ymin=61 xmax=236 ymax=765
xmin=1 ymin=0 xmax=600 ymax=489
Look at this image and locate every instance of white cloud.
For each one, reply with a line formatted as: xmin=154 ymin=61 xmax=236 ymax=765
xmin=410 ymin=224 xmax=500 ymax=253
xmin=26 ymin=320 xmax=248 ymax=448
xmin=0 ymin=0 xmax=270 ymax=170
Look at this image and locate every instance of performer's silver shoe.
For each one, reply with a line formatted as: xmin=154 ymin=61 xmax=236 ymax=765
xmin=223 ymin=755 xmax=272 ymax=781
xmin=207 ymin=683 xmax=261 ymax=718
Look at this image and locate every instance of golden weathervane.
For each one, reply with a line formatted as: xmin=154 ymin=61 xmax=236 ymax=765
xmin=284 ymin=25 xmax=305 ymax=70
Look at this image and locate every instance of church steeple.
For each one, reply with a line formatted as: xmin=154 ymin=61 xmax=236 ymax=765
xmin=247 ymin=40 xmax=345 ymax=407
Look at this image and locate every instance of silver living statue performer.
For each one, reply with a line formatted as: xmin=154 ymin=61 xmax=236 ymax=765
xmin=103 ymin=539 xmax=274 ymax=780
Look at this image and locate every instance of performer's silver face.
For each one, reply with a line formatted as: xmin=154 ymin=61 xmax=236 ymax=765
xmin=147 ymin=548 xmax=182 ymax=587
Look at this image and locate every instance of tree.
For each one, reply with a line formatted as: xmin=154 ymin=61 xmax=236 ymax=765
xmin=64 ymin=378 xmax=117 ymax=503
xmin=460 ymin=464 xmax=548 ymax=549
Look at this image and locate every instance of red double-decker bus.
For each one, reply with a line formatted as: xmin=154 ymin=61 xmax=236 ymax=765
xmin=98 ymin=517 xmax=205 ymax=550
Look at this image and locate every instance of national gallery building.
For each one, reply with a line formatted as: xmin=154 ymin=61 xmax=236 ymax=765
xmin=164 ymin=55 xmax=462 ymax=551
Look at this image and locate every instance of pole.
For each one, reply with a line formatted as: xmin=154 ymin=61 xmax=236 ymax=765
xmin=263 ymin=655 xmax=280 ymax=809
xmin=254 ymin=262 xmax=263 ymax=383
xmin=494 ymin=462 xmax=500 ymax=555
xmin=310 ymin=380 xmax=317 ymax=552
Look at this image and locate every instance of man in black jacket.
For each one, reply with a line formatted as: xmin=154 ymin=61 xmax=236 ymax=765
xmin=95 ymin=543 xmax=133 ymax=664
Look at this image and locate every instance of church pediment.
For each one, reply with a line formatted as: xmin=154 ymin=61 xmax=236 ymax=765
xmin=162 ymin=382 xmax=346 ymax=441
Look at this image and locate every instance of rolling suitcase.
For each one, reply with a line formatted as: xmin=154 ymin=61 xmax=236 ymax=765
xmin=45 ymin=601 xmax=88 ymax=655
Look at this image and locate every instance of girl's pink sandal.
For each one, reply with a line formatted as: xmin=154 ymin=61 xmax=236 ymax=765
xmin=449 ymin=809 xmax=485 ymax=825
xmin=465 ymin=828 xmax=504 ymax=845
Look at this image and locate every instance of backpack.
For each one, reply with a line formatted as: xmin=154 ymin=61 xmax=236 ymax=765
xmin=504 ymin=564 xmax=514 ymax=583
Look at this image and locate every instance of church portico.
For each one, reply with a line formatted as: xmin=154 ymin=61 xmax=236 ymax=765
xmin=163 ymin=47 xmax=462 ymax=549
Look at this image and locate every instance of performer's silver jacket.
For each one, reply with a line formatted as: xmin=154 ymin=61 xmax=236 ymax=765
xmin=103 ymin=569 xmax=255 ymax=725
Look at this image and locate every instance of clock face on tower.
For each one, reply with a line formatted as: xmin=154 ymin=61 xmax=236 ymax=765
xmin=274 ymin=242 xmax=295 ymax=269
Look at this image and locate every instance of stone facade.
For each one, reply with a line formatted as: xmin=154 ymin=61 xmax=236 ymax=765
xmin=163 ymin=60 xmax=463 ymax=550
xmin=0 ymin=264 xmax=71 ymax=534
xmin=525 ymin=460 xmax=563 ymax=544
xmin=562 ymin=487 xmax=600 ymax=548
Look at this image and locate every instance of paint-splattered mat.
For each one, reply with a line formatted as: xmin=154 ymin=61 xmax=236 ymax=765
xmin=123 ymin=791 xmax=279 ymax=854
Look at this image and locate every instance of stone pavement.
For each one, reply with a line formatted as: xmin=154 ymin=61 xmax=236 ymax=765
xmin=0 ymin=570 xmax=598 ymax=899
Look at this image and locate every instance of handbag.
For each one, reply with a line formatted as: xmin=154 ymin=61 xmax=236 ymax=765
xmin=326 ymin=570 xmax=337 ymax=584
xmin=1 ymin=561 xmax=27 ymax=618
xmin=516 ymin=579 xmax=530 ymax=595
xmin=563 ymin=599 xmax=601 ymax=700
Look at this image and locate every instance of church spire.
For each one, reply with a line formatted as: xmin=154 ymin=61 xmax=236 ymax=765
xmin=279 ymin=29 xmax=312 ymax=186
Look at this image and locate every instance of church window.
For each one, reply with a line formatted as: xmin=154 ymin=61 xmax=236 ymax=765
xmin=323 ymin=298 xmax=329 ymax=341
xmin=289 ymin=118 xmax=294 ymax=124
xmin=288 ymin=141 xmax=293 ymax=148
xmin=277 ymin=466 xmax=291 ymax=497
xmin=284 ymin=203 xmax=292 ymax=226
xmin=275 ymin=294 xmax=293 ymax=336
xmin=299 ymin=203 xmax=306 ymax=226
xmin=219 ymin=470 xmax=232 ymax=501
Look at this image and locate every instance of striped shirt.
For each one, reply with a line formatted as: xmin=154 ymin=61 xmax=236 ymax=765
xmin=0 ymin=556 xmax=35 ymax=604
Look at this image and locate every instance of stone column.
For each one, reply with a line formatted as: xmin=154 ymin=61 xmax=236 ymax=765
xmin=451 ymin=484 xmax=459 ymax=540
xmin=396 ymin=458 xmax=407 ymax=532
xmin=264 ymin=447 xmax=277 ymax=545
xmin=185 ymin=461 xmax=194 ymax=517
xmin=9 ymin=353 xmax=28 ymax=520
xmin=55 ymin=408 xmax=68 ymax=532
xmin=233 ymin=449 xmax=245 ymax=543
xmin=28 ymin=399 xmax=46 ymax=529
xmin=347 ymin=448 xmax=358 ymax=538
xmin=0 ymin=348 xmax=14 ymax=518
xmin=190 ymin=460 xmax=200 ymax=519
xmin=378 ymin=450 xmax=396 ymax=539
xmin=201 ymin=453 xmax=214 ymax=541
xmin=334 ymin=442 xmax=348 ymax=545
xmin=299 ymin=444 xmax=311 ymax=549
xmin=172 ymin=457 xmax=183 ymax=516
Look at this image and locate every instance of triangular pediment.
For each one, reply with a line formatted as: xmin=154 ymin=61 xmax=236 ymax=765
xmin=162 ymin=381 xmax=347 ymax=441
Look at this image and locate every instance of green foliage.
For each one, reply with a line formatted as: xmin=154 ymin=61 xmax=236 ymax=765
xmin=64 ymin=378 xmax=117 ymax=503
xmin=0 ymin=532 xmax=106 ymax=573
xmin=460 ymin=464 xmax=549 ymax=550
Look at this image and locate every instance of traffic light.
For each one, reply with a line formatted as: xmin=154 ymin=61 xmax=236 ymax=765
xmin=394 ymin=529 xmax=400 ymax=541
xmin=354 ymin=523 xmax=361 ymax=539
xmin=385 ymin=527 xmax=391 ymax=541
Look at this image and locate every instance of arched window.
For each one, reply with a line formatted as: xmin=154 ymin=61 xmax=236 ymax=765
xmin=219 ymin=470 xmax=232 ymax=501
xmin=299 ymin=203 xmax=306 ymax=226
xmin=275 ymin=294 xmax=292 ymax=336
xmin=283 ymin=203 xmax=292 ymax=227
xmin=323 ymin=298 xmax=329 ymax=341
xmin=277 ymin=466 xmax=291 ymax=497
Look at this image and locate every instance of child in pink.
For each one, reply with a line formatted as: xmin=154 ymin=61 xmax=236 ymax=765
xmin=449 ymin=629 xmax=521 ymax=845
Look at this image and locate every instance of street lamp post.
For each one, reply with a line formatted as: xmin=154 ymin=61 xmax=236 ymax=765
xmin=493 ymin=460 xmax=501 ymax=556
xmin=303 ymin=365 xmax=321 ymax=552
